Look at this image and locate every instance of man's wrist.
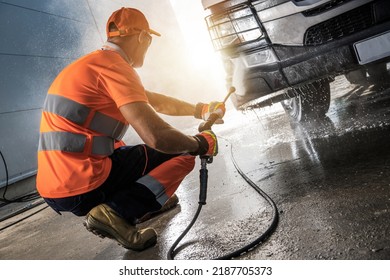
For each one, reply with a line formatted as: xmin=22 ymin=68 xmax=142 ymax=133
xmin=194 ymin=103 xmax=205 ymax=119
xmin=189 ymin=135 xmax=208 ymax=156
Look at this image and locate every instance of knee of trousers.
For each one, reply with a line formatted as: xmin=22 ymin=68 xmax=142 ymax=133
xmin=136 ymin=155 xmax=195 ymax=205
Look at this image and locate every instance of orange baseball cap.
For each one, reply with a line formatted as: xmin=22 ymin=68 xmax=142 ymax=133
xmin=106 ymin=7 xmax=161 ymax=38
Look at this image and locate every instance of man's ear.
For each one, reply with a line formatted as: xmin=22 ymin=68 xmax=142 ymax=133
xmin=138 ymin=31 xmax=147 ymax=44
xmin=137 ymin=32 xmax=143 ymax=44
xmin=138 ymin=30 xmax=151 ymax=45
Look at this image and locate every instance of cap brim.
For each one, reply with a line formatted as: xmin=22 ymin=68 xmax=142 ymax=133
xmin=149 ymin=29 xmax=161 ymax=37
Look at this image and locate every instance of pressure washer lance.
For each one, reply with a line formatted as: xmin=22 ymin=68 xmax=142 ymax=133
xmin=197 ymin=86 xmax=236 ymax=205
xmin=167 ymin=86 xmax=235 ymax=259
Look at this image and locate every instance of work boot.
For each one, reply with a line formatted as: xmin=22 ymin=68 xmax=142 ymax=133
xmin=84 ymin=204 xmax=157 ymax=251
xmin=136 ymin=194 xmax=179 ymax=224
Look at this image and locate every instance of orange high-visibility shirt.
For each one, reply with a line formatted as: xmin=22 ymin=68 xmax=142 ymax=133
xmin=37 ymin=48 xmax=148 ymax=198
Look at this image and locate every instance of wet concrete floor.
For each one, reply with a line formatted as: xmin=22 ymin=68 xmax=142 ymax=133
xmin=1 ymin=76 xmax=390 ymax=260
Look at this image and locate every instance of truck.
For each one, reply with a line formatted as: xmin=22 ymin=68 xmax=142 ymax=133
xmin=201 ymin=0 xmax=390 ymax=121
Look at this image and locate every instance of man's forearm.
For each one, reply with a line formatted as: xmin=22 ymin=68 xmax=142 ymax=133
xmin=146 ymin=90 xmax=196 ymax=116
xmin=120 ymin=102 xmax=199 ymax=154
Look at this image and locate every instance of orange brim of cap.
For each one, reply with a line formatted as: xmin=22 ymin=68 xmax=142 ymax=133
xmin=108 ymin=28 xmax=161 ymax=38
xmin=149 ymin=28 xmax=161 ymax=37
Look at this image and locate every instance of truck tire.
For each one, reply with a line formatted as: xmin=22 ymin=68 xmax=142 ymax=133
xmin=367 ymin=62 xmax=389 ymax=85
xmin=345 ymin=62 xmax=389 ymax=86
xmin=281 ymin=80 xmax=331 ymax=122
xmin=345 ymin=69 xmax=367 ymax=85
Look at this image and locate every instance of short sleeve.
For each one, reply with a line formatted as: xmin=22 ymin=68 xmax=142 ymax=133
xmin=98 ymin=61 xmax=148 ymax=108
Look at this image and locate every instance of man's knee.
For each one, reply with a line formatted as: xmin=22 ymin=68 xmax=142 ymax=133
xmin=179 ymin=154 xmax=196 ymax=173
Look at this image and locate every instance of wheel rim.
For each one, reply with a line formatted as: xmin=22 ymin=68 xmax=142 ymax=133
xmin=282 ymin=96 xmax=302 ymax=121
xmin=282 ymin=80 xmax=330 ymax=122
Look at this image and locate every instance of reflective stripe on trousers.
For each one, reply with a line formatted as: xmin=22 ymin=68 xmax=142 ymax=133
xmin=136 ymin=155 xmax=195 ymax=206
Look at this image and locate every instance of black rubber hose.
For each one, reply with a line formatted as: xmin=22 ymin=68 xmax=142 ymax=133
xmin=0 ymin=150 xmax=40 ymax=204
xmin=167 ymin=138 xmax=279 ymax=260
xmin=167 ymin=203 xmax=203 ymax=260
xmin=215 ymin=140 xmax=279 ymax=259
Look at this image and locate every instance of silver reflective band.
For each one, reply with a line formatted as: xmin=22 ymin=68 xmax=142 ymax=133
xmin=92 ymin=136 xmax=114 ymax=156
xmin=39 ymin=131 xmax=115 ymax=156
xmin=39 ymin=132 xmax=86 ymax=153
xmin=44 ymin=94 xmax=90 ymax=126
xmin=43 ymin=94 xmax=128 ymax=140
xmin=89 ymin=111 xmax=128 ymax=140
xmin=136 ymin=175 xmax=169 ymax=206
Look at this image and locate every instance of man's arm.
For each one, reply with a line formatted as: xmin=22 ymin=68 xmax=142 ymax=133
xmin=119 ymin=101 xmax=199 ymax=154
xmin=146 ymin=90 xmax=196 ymax=116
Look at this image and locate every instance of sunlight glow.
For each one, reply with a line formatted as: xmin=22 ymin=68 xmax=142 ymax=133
xmin=169 ymin=0 xmax=226 ymax=92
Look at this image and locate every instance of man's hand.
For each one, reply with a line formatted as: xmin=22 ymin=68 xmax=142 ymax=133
xmin=195 ymin=102 xmax=226 ymax=124
xmin=192 ymin=130 xmax=218 ymax=157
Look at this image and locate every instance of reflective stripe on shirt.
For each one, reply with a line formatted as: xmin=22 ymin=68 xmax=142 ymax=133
xmin=43 ymin=94 xmax=128 ymax=140
xmin=44 ymin=94 xmax=90 ymax=126
xmin=40 ymin=94 xmax=128 ymax=156
xmin=88 ymin=111 xmax=128 ymax=140
xmin=38 ymin=131 xmax=115 ymax=156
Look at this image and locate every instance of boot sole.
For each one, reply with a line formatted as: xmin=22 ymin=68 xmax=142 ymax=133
xmin=84 ymin=214 xmax=157 ymax=251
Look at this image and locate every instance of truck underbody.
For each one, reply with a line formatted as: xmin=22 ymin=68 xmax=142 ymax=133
xmin=202 ymin=0 xmax=390 ymax=121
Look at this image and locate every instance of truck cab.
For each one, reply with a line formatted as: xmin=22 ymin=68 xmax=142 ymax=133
xmin=202 ymin=0 xmax=390 ymax=121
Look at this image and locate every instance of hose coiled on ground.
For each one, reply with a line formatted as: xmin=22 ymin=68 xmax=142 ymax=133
xmin=167 ymin=137 xmax=279 ymax=260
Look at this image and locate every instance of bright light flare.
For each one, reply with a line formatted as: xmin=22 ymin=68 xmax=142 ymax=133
xmin=169 ymin=0 xmax=226 ymax=92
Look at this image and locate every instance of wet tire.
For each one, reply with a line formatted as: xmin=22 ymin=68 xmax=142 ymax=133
xmin=345 ymin=69 xmax=367 ymax=85
xmin=345 ymin=62 xmax=389 ymax=86
xmin=367 ymin=63 xmax=389 ymax=85
xmin=281 ymin=80 xmax=331 ymax=122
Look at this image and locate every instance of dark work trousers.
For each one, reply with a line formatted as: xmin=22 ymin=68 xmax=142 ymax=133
xmin=43 ymin=145 xmax=195 ymax=225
